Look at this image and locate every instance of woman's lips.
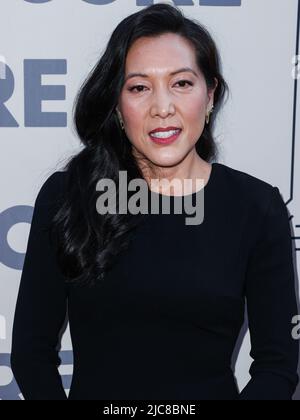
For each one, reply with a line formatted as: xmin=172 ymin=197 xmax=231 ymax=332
xmin=149 ymin=129 xmax=182 ymax=145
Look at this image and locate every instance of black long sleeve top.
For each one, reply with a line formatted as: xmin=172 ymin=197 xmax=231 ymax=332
xmin=11 ymin=162 xmax=299 ymax=400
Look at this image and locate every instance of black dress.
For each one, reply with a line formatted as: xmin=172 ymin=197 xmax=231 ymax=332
xmin=11 ymin=162 xmax=299 ymax=400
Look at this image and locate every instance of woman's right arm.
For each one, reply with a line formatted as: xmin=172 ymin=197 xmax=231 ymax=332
xmin=11 ymin=172 xmax=68 ymax=400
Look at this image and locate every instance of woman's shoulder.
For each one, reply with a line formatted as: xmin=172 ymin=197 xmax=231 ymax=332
xmin=214 ymin=162 xmax=282 ymax=216
xmin=35 ymin=170 xmax=67 ymax=207
xmin=215 ymin=161 xmax=274 ymax=190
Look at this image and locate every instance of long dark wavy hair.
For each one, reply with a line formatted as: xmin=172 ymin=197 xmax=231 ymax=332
xmin=51 ymin=2 xmax=229 ymax=286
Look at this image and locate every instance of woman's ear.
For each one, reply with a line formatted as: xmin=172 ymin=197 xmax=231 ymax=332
xmin=207 ymin=78 xmax=218 ymax=107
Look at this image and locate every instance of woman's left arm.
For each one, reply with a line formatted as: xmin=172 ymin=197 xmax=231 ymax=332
xmin=239 ymin=186 xmax=299 ymax=400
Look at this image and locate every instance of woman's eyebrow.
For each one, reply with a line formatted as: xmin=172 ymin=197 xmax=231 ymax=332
xmin=124 ymin=67 xmax=198 ymax=82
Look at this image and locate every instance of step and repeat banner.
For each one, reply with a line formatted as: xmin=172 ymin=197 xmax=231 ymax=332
xmin=0 ymin=0 xmax=299 ymax=400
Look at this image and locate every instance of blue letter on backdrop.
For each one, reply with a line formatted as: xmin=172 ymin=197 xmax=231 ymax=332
xmin=0 ymin=64 xmax=19 ymax=127
xmin=24 ymin=59 xmax=67 ymax=127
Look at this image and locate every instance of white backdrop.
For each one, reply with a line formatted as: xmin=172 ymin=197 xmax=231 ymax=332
xmin=0 ymin=0 xmax=299 ymax=400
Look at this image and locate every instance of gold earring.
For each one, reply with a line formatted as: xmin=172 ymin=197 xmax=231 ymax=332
xmin=206 ymin=104 xmax=214 ymax=124
xmin=116 ymin=108 xmax=124 ymax=130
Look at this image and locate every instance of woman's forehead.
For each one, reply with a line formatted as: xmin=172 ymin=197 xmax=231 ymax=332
xmin=125 ymin=36 xmax=199 ymax=77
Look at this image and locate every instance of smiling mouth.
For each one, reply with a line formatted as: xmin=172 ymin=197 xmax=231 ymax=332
xmin=149 ymin=129 xmax=182 ymax=144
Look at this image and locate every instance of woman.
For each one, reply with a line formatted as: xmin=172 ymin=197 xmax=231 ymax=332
xmin=11 ymin=3 xmax=299 ymax=400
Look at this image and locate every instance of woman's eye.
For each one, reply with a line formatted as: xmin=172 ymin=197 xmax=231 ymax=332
xmin=128 ymin=80 xmax=193 ymax=93
xmin=175 ymin=80 xmax=194 ymax=88
xmin=129 ymin=85 xmax=147 ymax=93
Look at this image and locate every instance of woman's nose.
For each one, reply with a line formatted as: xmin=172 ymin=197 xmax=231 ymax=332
xmin=150 ymin=92 xmax=176 ymax=118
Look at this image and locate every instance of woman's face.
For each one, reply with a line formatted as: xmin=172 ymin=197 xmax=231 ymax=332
xmin=117 ymin=33 xmax=216 ymax=171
